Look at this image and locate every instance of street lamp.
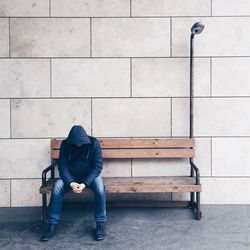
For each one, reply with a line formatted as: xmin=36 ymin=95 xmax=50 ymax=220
xmin=189 ymin=22 xmax=204 ymax=219
xmin=189 ymin=22 xmax=205 ymax=139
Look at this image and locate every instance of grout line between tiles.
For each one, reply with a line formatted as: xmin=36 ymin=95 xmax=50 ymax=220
xmin=130 ymin=58 xmax=132 ymax=97
xmin=210 ymin=137 xmax=213 ymax=177
xmin=91 ymin=98 xmax=93 ymax=136
xmin=9 ymin=99 xmax=12 ymax=138
xmin=210 ymin=57 xmax=212 ymax=96
xmin=8 ymin=18 xmax=11 ymax=57
xmin=49 ymin=0 xmax=51 ymax=17
xmin=170 ymin=17 xmax=172 ymax=57
xmin=50 ymin=59 xmax=52 ymax=97
xmin=90 ymin=18 xmax=92 ymax=57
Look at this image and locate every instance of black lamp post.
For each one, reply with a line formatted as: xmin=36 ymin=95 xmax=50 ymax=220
xmin=189 ymin=22 xmax=205 ymax=139
xmin=189 ymin=22 xmax=204 ymax=219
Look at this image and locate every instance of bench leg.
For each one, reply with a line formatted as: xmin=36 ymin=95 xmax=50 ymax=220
xmin=42 ymin=194 xmax=47 ymax=223
xmin=190 ymin=192 xmax=195 ymax=208
xmin=196 ymin=192 xmax=202 ymax=220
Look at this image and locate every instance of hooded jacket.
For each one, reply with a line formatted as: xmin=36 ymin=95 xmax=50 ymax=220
xmin=58 ymin=125 xmax=103 ymax=187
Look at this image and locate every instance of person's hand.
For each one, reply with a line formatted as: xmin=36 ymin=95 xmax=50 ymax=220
xmin=78 ymin=183 xmax=86 ymax=192
xmin=70 ymin=182 xmax=83 ymax=193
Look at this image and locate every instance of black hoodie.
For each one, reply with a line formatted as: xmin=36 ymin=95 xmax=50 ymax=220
xmin=58 ymin=125 xmax=103 ymax=187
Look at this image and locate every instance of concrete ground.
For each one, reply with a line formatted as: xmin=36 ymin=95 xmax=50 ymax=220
xmin=0 ymin=205 xmax=249 ymax=250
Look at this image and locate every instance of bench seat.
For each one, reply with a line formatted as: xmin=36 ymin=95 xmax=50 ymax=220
xmin=40 ymin=176 xmax=202 ymax=194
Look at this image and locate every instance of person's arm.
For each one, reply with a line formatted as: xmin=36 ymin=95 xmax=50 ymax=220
xmin=58 ymin=142 xmax=75 ymax=187
xmin=82 ymin=139 xmax=103 ymax=186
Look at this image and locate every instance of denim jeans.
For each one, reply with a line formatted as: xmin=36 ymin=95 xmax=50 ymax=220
xmin=46 ymin=176 xmax=106 ymax=224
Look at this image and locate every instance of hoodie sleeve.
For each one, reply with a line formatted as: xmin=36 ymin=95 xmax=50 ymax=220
xmin=58 ymin=141 xmax=74 ymax=187
xmin=82 ymin=139 xmax=103 ymax=186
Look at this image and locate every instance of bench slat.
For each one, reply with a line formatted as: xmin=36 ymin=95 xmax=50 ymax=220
xmin=99 ymin=138 xmax=195 ymax=149
xmin=51 ymin=138 xmax=195 ymax=149
xmin=40 ymin=177 xmax=201 ymax=194
xmin=102 ymin=148 xmax=194 ymax=158
xmin=51 ymin=148 xmax=194 ymax=159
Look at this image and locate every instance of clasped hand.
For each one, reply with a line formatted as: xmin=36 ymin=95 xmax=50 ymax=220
xmin=70 ymin=182 xmax=86 ymax=193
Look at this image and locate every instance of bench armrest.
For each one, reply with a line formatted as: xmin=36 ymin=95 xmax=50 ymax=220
xmin=189 ymin=159 xmax=200 ymax=185
xmin=42 ymin=161 xmax=57 ymax=187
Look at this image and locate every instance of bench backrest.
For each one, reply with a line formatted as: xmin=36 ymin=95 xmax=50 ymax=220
xmin=51 ymin=138 xmax=195 ymax=160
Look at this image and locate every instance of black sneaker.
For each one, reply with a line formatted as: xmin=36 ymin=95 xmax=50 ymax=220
xmin=95 ymin=222 xmax=106 ymax=241
xmin=40 ymin=224 xmax=57 ymax=242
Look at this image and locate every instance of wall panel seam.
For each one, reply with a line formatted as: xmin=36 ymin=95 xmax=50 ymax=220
xmin=4 ymin=15 xmax=250 ymax=18
xmin=90 ymin=18 xmax=92 ymax=57
xmin=8 ymin=17 xmax=10 ymax=57
xmin=50 ymin=58 xmax=52 ymax=97
xmin=210 ymin=137 xmax=213 ymax=177
xmin=210 ymin=0 xmax=213 ymax=16
xmin=91 ymin=98 xmax=93 ymax=136
xmin=49 ymin=0 xmax=51 ymax=17
xmin=130 ymin=0 xmax=132 ymax=17
xmin=130 ymin=58 xmax=132 ymax=97
xmin=9 ymin=99 xmax=12 ymax=138
xmin=210 ymin=57 xmax=212 ymax=96
xmin=5 ymin=56 xmax=250 ymax=59
xmin=10 ymin=179 xmax=12 ymax=207
xmin=6 ymin=96 xmax=250 ymax=100
xmin=170 ymin=17 xmax=172 ymax=57
xmin=170 ymin=98 xmax=173 ymax=137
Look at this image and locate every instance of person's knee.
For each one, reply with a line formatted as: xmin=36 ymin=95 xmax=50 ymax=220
xmin=92 ymin=177 xmax=105 ymax=195
xmin=53 ymin=179 xmax=65 ymax=195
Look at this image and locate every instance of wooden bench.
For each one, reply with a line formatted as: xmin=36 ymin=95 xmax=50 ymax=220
xmin=40 ymin=138 xmax=202 ymax=221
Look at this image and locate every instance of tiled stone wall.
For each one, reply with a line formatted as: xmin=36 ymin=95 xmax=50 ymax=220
xmin=1 ymin=0 xmax=250 ymax=206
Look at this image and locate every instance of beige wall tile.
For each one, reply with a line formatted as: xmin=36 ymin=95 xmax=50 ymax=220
xmin=201 ymin=178 xmax=250 ymax=204
xmin=213 ymin=0 xmax=250 ymax=16
xmin=212 ymin=138 xmax=250 ymax=176
xmin=101 ymin=159 xmax=131 ymax=177
xmin=212 ymin=58 xmax=250 ymax=96
xmin=11 ymin=179 xmax=41 ymax=206
xmin=194 ymin=138 xmax=211 ymax=177
xmin=0 ymin=139 xmax=50 ymax=178
xmin=0 ymin=19 xmax=9 ymax=57
xmin=0 ymin=99 xmax=10 ymax=138
xmin=0 ymin=180 xmax=10 ymax=207
xmin=132 ymin=0 xmax=210 ymax=16
xmin=93 ymin=98 xmax=171 ymax=137
xmin=172 ymin=98 xmax=189 ymax=137
xmin=172 ymin=17 xmax=250 ymax=56
xmin=194 ymin=98 xmax=250 ymax=136
xmin=173 ymin=98 xmax=250 ymax=136
xmin=0 ymin=59 xmax=50 ymax=98
xmin=132 ymin=58 xmax=210 ymax=97
xmin=11 ymin=99 xmax=91 ymax=138
xmin=92 ymin=18 xmax=170 ymax=57
xmin=10 ymin=18 xmax=90 ymax=57
xmin=51 ymin=0 xmax=130 ymax=17
xmin=52 ymin=59 xmax=130 ymax=97
xmin=0 ymin=0 xmax=49 ymax=17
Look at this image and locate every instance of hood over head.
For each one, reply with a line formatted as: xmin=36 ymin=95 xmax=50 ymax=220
xmin=66 ymin=125 xmax=91 ymax=145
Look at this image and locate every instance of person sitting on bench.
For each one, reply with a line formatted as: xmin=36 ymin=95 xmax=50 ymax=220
xmin=40 ymin=125 xmax=106 ymax=242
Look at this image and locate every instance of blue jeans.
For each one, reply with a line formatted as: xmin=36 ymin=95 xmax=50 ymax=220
xmin=46 ymin=176 xmax=106 ymax=224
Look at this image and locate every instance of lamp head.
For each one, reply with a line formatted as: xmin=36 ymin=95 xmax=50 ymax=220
xmin=191 ymin=22 xmax=204 ymax=35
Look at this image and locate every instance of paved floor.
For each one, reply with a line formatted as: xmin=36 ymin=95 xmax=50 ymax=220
xmin=0 ymin=205 xmax=249 ymax=250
